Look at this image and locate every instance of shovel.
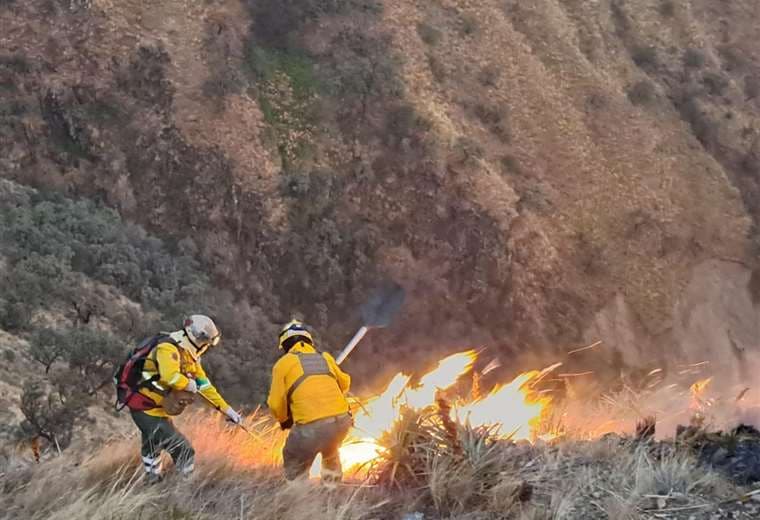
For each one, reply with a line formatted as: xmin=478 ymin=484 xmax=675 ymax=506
xmin=336 ymin=281 xmax=406 ymax=365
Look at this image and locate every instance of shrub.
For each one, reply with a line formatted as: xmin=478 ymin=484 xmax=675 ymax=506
xmin=744 ymin=75 xmax=759 ymax=100
xmin=62 ymin=328 xmax=124 ymax=394
xmin=500 ymin=155 xmax=521 ymax=175
xmin=627 ymin=80 xmax=656 ymax=106
xmin=0 ymin=186 xmax=210 ymax=318
xmin=718 ymin=45 xmax=747 ymax=73
xmin=0 ymin=300 xmax=32 ymax=331
xmin=750 ymin=268 xmax=760 ymax=305
xmin=702 ymin=72 xmax=729 ymax=97
xmin=428 ymin=54 xmax=447 ymax=83
xmin=632 ymin=46 xmax=658 ymax=71
xmin=19 ymin=380 xmax=88 ymax=451
xmin=417 ymin=22 xmax=442 ymax=46
xmin=459 ymin=14 xmax=479 ymax=36
xmin=678 ymin=97 xmax=718 ymax=150
xmin=201 ymin=68 xmax=243 ymax=101
xmin=587 ymin=92 xmax=608 ymax=110
xmin=115 ymin=45 xmax=174 ymax=107
xmin=478 ymin=66 xmax=499 ymax=87
xmin=683 ymin=48 xmax=705 ymax=69
xmin=659 ymin=0 xmax=675 ymax=17
xmin=0 ymin=54 xmax=31 ymax=74
xmin=29 ymin=328 xmax=66 ymax=374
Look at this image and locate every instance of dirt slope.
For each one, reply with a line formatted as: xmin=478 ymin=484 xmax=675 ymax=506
xmin=1 ymin=0 xmax=758 ymax=387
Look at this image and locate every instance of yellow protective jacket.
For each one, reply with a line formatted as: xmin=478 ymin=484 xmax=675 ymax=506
xmin=267 ymin=342 xmax=350 ymax=425
xmin=138 ymin=338 xmax=230 ymax=418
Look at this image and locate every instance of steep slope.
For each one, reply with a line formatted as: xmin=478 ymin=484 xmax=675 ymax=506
xmin=1 ymin=0 xmax=758 ymax=392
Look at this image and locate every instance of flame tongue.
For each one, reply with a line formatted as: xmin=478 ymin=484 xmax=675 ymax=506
xmin=330 ymin=350 xmax=555 ymax=478
xmin=403 ymin=351 xmax=476 ymax=409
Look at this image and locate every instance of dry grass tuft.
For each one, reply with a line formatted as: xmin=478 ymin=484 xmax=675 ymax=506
xmin=0 ymin=409 xmax=752 ymax=519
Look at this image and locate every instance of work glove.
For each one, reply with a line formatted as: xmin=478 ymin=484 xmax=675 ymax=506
xmin=224 ymin=407 xmax=243 ymax=425
xmin=183 ymin=379 xmax=198 ymax=393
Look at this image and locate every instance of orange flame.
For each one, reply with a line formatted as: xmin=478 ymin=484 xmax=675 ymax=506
xmin=319 ymin=350 xmax=556 ymax=479
xmin=456 ymin=369 xmax=555 ymax=441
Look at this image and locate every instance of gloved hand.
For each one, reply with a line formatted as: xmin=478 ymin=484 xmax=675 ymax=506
xmin=224 ymin=407 xmax=242 ymax=425
xmin=280 ymin=417 xmax=294 ymax=430
xmin=183 ymin=379 xmax=198 ymax=393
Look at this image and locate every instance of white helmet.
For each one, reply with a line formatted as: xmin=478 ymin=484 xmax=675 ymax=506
xmin=183 ymin=315 xmax=221 ymax=356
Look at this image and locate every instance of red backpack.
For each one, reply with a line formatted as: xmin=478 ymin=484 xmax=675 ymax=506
xmin=113 ymin=334 xmax=178 ymax=411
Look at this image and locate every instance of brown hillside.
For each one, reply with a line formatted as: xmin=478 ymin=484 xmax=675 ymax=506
xmin=1 ymin=0 xmax=758 ymax=387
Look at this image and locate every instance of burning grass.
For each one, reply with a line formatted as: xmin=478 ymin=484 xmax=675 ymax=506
xmin=3 ymin=350 xmax=760 ymax=518
xmin=2 ymin=410 xmax=759 ymax=519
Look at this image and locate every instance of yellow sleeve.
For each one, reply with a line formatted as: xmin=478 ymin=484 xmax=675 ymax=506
xmin=267 ymin=359 xmax=288 ymax=423
xmin=155 ymin=343 xmax=191 ymax=390
xmin=195 ymin=362 xmax=231 ymax=411
xmin=324 ymin=353 xmax=351 ymax=394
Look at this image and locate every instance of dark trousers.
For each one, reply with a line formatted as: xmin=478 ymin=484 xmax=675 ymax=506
xmin=130 ymin=411 xmax=195 ymax=476
xmin=283 ymin=414 xmax=353 ymax=481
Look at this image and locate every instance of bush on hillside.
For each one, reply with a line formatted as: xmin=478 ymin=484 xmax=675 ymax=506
xmin=659 ymin=0 xmax=675 ymax=17
xmin=702 ymin=72 xmax=729 ymax=97
xmin=745 ymin=75 xmax=760 ymax=100
xmin=458 ymin=14 xmax=479 ymax=36
xmin=19 ymin=380 xmax=88 ymax=451
xmin=417 ymin=22 xmax=442 ymax=46
xmin=29 ymin=328 xmax=66 ymax=374
xmin=678 ymin=97 xmax=719 ymax=150
xmin=684 ymin=48 xmax=706 ymax=69
xmin=0 ymin=185 xmax=210 ymax=325
xmin=632 ymin=46 xmax=658 ymax=72
xmin=627 ymin=80 xmax=656 ymax=106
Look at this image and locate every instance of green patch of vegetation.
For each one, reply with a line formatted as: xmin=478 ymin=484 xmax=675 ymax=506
xmin=683 ymin=48 xmax=706 ymax=69
xmin=702 ymin=72 xmax=729 ymax=97
xmin=0 ymin=100 xmax=26 ymax=116
xmin=0 ymin=180 xmax=210 ymax=329
xmin=246 ymin=45 xmax=319 ymax=98
xmin=745 ymin=75 xmax=760 ymax=100
xmin=244 ymin=44 xmax=319 ymax=168
xmin=473 ymin=102 xmax=511 ymax=142
xmin=417 ymin=22 xmax=442 ymax=46
xmin=428 ymin=54 xmax=447 ymax=84
xmin=659 ymin=0 xmax=675 ymax=17
xmin=677 ymin=96 xmax=718 ymax=150
xmin=632 ymin=46 xmax=658 ymax=72
xmin=500 ymin=154 xmax=521 ymax=175
xmin=478 ymin=66 xmax=499 ymax=88
xmin=0 ymin=54 xmax=31 ymax=74
xmin=627 ymin=80 xmax=656 ymax=106
xmin=459 ymin=13 xmax=479 ymax=36
xmin=19 ymin=379 xmax=88 ymax=450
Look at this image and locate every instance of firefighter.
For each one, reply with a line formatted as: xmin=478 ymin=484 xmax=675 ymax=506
xmin=267 ymin=320 xmax=352 ymax=482
xmin=121 ymin=315 xmax=241 ymax=483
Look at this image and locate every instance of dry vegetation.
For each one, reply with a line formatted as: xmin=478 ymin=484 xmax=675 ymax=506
xmin=2 ymin=408 xmax=759 ymax=520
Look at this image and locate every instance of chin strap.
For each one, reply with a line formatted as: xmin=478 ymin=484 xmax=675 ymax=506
xmin=171 ymin=331 xmax=202 ymax=360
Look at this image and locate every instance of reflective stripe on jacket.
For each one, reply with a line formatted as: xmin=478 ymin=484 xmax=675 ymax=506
xmin=139 ymin=341 xmax=230 ymax=418
xmin=267 ymin=342 xmax=350 ymax=425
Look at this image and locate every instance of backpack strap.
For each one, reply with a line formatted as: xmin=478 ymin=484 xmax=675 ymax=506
xmin=285 ymin=352 xmax=337 ymax=425
xmin=140 ymin=334 xmax=180 ymax=394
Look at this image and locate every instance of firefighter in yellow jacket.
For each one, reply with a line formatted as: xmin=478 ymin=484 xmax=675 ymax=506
xmin=267 ymin=320 xmax=352 ymax=481
xmin=126 ymin=315 xmax=241 ymax=482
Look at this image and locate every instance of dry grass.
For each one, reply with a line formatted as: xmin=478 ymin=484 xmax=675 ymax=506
xmin=0 ymin=408 xmax=751 ymax=520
